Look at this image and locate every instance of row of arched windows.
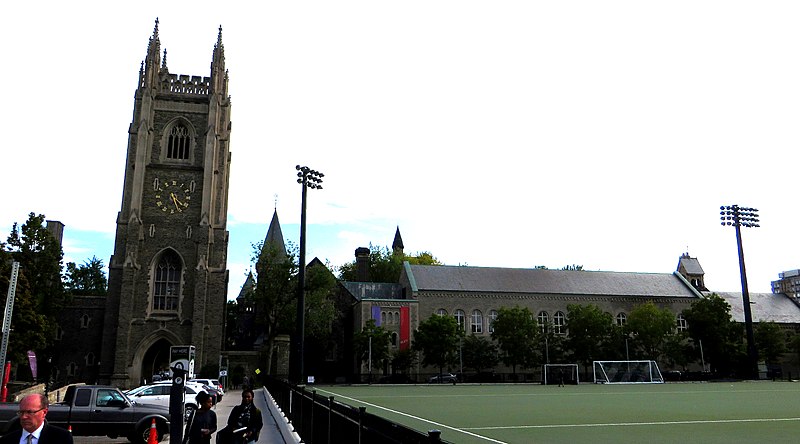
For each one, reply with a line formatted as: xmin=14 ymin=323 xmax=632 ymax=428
xmin=436 ymin=309 xmax=689 ymax=335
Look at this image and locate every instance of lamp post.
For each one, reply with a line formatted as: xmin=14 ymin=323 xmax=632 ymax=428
xmin=293 ymin=165 xmax=323 ymax=384
xmin=720 ymin=204 xmax=760 ymax=379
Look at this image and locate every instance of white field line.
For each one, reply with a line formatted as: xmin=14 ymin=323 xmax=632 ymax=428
xmin=318 ymin=388 xmax=508 ymax=444
xmin=465 ymin=417 xmax=800 ymax=431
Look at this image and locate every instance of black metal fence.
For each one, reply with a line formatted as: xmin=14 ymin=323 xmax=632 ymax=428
xmin=264 ymin=376 xmax=453 ymax=444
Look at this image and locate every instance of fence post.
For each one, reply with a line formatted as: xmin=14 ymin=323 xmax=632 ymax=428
xmin=428 ymin=430 xmax=442 ymax=442
xmin=327 ymin=396 xmax=333 ymax=444
xmin=358 ymin=406 xmax=366 ymax=444
xmin=309 ymin=389 xmax=315 ymax=444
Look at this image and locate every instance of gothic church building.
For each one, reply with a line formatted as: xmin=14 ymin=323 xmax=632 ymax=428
xmin=99 ymin=21 xmax=232 ymax=387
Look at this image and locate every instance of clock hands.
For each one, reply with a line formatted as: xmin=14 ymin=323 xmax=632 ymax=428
xmin=170 ymin=192 xmax=185 ymax=211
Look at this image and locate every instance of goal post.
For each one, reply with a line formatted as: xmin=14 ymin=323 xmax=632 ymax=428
xmin=542 ymin=363 xmax=579 ymax=385
xmin=592 ymin=360 xmax=664 ymax=384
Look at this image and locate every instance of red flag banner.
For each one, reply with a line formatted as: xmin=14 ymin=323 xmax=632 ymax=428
xmin=400 ymin=306 xmax=410 ymax=350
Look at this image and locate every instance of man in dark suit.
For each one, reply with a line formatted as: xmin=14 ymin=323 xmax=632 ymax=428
xmin=0 ymin=393 xmax=73 ymax=444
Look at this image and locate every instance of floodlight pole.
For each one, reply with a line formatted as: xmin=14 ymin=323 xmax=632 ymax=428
xmin=292 ymin=165 xmax=323 ymax=384
xmin=720 ymin=204 xmax=760 ymax=380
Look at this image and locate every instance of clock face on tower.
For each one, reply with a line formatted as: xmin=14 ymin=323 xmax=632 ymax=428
xmin=154 ymin=178 xmax=195 ymax=215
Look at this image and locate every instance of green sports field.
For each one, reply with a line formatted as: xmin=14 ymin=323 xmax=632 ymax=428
xmin=315 ymin=382 xmax=800 ymax=443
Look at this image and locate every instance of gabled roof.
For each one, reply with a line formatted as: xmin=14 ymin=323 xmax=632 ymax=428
xmin=678 ymin=255 xmax=705 ymax=275
xmin=713 ymin=291 xmax=800 ymax=324
xmin=405 ymin=264 xmax=701 ymax=298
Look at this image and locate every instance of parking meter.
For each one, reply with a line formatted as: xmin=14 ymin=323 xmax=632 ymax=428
xmin=169 ymin=363 xmax=187 ymax=442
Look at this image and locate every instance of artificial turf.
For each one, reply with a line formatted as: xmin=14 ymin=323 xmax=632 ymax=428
xmin=315 ymin=381 xmax=800 ymax=443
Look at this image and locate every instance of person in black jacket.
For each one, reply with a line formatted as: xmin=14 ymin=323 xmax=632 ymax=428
xmin=0 ymin=394 xmax=73 ymax=444
xmin=224 ymin=389 xmax=263 ymax=444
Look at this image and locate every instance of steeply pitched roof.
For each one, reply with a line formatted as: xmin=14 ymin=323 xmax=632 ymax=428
xmin=406 ymin=264 xmax=700 ymax=298
xmin=262 ymin=209 xmax=287 ymax=260
xmin=237 ymin=271 xmax=255 ymax=300
xmin=678 ymin=255 xmax=705 ymax=275
xmin=713 ymin=291 xmax=800 ymax=324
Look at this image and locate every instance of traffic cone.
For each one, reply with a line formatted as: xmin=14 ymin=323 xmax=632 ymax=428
xmin=147 ymin=418 xmax=158 ymax=444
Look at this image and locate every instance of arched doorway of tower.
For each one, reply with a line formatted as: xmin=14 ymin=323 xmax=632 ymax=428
xmin=141 ymin=338 xmax=172 ymax=385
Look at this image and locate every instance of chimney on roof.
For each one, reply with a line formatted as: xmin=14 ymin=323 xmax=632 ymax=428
xmin=46 ymin=220 xmax=64 ymax=248
xmin=355 ymin=247 xmax=370 ymax=282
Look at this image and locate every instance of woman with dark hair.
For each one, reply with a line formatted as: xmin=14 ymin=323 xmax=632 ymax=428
xmin=226 ymin=389 xmax=263 ymax=444
xmin=185 ymin=391 xmax=217 ymax=444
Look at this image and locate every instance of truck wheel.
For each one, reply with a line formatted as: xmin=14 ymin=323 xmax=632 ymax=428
xmin=132 ymin=422 xmax=162 ymax=443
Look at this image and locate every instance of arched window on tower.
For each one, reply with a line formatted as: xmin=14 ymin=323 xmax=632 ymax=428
xmin=153 ymin=250 xmax=181 ymax=312
xmin=167 ymin=122 xmax=191 ymax=160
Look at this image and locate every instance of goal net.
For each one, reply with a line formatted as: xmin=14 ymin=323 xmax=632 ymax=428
xmin=592 ymin=360 xmax=664 ymax=384
xmin=542 ymin=364 xmax=579 ymax=385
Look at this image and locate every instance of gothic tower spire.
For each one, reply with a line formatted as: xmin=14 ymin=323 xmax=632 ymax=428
xmin=392 ymin=226 xmax=404 ymax=255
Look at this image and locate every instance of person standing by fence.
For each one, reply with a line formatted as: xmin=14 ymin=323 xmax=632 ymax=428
xmin=217 ymin=389 xmax=263 ymax=444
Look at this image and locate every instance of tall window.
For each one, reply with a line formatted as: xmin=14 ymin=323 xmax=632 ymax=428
xmin=153 ymin=250 xmax=181 ymax=311
xmin=676 ymin=314 xmax=687 ymax=332
xmin=471 ymin=310 xmax=483 ymax=334
xmin=167 ymin=122 xmax=190 ymax=160
xmin=537 ymin=311 xmax=549 ymax=333
xmin=454 ymin=309 xmax=466 ymax=331
xmin=553 ymin=311 xmax=566 ymax=335
xmin=616 ymin=313 xmax=627 ymax=327
xmin=436 ymin=308 xmax=448 ymax=316
xmin=489 ymin=310 xmax=498 ymax=333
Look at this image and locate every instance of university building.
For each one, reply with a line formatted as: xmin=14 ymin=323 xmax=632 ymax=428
xmin=40 ymin=22 xmax=800 ymax=387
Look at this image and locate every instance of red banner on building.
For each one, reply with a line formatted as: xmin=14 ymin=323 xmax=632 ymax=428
xmin=399 ymin=306 xmax=410 ymax=350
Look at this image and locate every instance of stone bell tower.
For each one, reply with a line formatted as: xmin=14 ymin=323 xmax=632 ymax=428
xmin=101 ymin=19 xmax=232 ymax=387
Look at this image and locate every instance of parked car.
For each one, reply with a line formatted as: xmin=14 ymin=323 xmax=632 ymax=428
xmin=428 ymin=373 xmax=458 ymax=384
xmin=152 ymin=380 xmax=218 ymax=405
xmin=190 ymin=378 xmax=224 ymax=400
xmin=0 ymin=385 xmax=169 ymax=443
xmin=124 ymin=383 xmax=202 ymax=420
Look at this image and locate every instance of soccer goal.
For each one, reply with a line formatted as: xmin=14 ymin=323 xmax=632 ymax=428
xmin=592 ymin=360 xmax=664 ymax=384
xmin=542 ymin=363 xmax=579 ymax=385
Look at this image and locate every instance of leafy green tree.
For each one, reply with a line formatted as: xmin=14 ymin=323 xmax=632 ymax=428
xmin=565 ymin=304 xmax=612 ymax=369
xmin=250 ymin=240 xmax=298 ymax=375
xmin=337 ymin=244 xmax=441 ymax=282
xmin=626 ymin=302 xmax=676 ymax=360
xmin=662 ymin=332 xmax=694 ymax=371
xmin=0 ymin=254 xmax=49 ymax=370
xmin=391 ymin=348 xmax=417 ymax=377
xmin=413 ymin=314 xmax=462 ymax=375
xmin=540 ymin=324 xmax=568 ymax=364
xmin=491 ymin=306 xmax=539 ymax=375
xmin=682 ymin=294 xmax=744 ymax=375
xmin=302 ymin=263 xmax=337 ymax=341
xmin=64 ymin=256 xmax=108 ymax=295
xmin=6 ymin=213 xmax=66 ymax=317
xmin=755 ymin=321 xmax=786 ymax=366
xmin=353 ymin=319 xmax=392 ymax=376
xmin=2 ymin=213 xmax=65 ymax=380
xmin=462 ymin=334 xmax=499 ymax=373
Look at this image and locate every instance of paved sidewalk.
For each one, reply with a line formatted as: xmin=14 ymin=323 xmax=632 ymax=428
xmin=211 ymin=388 xmax=299 ymax=444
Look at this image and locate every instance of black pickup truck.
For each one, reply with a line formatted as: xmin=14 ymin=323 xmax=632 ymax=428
xmin=0 ymin=385 xmax=170 ymax=443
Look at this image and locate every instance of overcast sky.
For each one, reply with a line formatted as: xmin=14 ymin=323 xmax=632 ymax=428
xmin=3 ymin=1 xmax=799 ymax=300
